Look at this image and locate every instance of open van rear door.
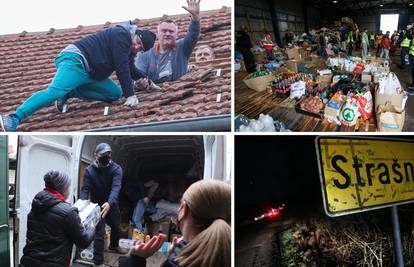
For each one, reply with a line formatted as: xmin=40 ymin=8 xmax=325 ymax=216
xmin=203 ymin=135 xmax=227 ymax=181
xmin=0 ymin=136 xmax=10 ymax=267
xmin=15 ymin=135 xmax=83 ymax=264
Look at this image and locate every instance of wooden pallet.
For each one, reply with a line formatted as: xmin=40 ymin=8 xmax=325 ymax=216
xmin=235 ymin=72 xmax=379 ymax=132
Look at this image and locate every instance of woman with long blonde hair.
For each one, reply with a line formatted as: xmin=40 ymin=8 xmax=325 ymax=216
xmin=119 ymin=179 xmax=231 ymax=267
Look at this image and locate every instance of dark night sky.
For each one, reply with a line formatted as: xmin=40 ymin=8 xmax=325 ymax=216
xmin=235 ymin=135 xmax=414 ymax=223
xmin=235 ymin=136 xmax=322 ymax=221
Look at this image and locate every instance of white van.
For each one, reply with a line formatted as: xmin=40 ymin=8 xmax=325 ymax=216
xmin=11 ymin=135 xmax=229 ymax=266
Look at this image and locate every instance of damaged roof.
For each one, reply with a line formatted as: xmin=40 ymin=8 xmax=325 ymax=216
xmin=0 ymin=7 xmax=231 ymax=132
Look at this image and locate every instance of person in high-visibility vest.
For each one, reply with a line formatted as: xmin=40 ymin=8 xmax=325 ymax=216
xmin=361 ymin=29 xmax=369 ymax=59
xmin=409 ymin=37 xmax=414 ymax=91
xmin=400 ymin=28 xmax=412 ymax=69
xmin=369 ymin=32 xmax=375 ymax=49
xmin=376 ymin=30 xmax=383 ymax=56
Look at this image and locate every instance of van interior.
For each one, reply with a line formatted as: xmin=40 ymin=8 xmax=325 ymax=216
xmin=77 ymin=135 xmax=205 ymax=266
xmin=13 ymin=135 xmax=211 ymax=267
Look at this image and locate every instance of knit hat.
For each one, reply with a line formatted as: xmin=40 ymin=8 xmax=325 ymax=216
xmin=44 ymin=170 xmax=71 ymax=194
xmin=135 ymin=29 xmax=156 ymax=51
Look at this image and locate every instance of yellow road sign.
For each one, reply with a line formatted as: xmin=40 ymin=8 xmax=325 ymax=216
xmin=316 ymin=136 xmax=414 ymax=217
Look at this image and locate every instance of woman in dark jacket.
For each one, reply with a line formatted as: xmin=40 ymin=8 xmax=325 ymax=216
xmin=19 ymin=170 xmax=95 ymax=267
xmin=119 ymin=180 xmax=231 ymax=267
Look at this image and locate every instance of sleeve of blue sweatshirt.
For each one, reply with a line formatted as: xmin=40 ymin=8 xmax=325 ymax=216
xmin=110 ymin=29 xmax=135 ymax=97
xmin=108 ymin=165 xmax=123 ymax=207
xmin=135 ymin=51 xmax=149 ymax=75
xmin=129 ymin=57 xmax=147 ymax=80
xmin=79 ymin=168 xmax=91 ymax=200
xmin=181 ymin=19 xmax=201 ymax=58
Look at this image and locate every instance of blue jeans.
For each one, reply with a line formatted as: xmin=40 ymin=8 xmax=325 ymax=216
xmin=132 ymin=199 xmax=156 ymax=232
xmin=15 ymin=52 xmax=123 ymax=121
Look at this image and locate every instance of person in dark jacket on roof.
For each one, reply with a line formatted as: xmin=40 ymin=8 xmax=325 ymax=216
xmin=79 ymin=142 xmax=123 ymax=267
xmin=0 ymin=22 xmax=156 ymax=132
xmin=19 ymin=170 xmax=95 ymax=267
xmin=118 ymin=180 xmax=231 ymax=267
xmin=134 ymin=0 xmax=201 ymax=89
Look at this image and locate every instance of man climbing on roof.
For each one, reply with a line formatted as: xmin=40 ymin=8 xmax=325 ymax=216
xmin=134 ymin=0 xmax=201 ymax=90
xmin=0 ymin=22 xmax=156 ymax=132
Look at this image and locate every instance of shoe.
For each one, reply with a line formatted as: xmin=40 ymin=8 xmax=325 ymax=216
xmin=55 ymin=96 xmax=69 ymax=113
xmin=0 ymin=114 xmax=20 ymax=132
xmin=93 ymin=264 xmax=105 ymax=267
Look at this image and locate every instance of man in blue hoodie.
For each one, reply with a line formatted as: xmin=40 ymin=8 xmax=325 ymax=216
xmin=79 ymin=143 xmax=123 ymax=267
xmin=135 ymin=0 xmax=201 ymax=89
xmin=1 ymin=22 xmax=156 ymax=132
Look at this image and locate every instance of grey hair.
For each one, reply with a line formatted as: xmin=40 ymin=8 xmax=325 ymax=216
xmin=196 ymin=45 xmax=215 ymax=59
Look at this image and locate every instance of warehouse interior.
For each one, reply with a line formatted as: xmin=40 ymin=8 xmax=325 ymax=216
xmin=235 ymin=0 xmax=414 ymax=132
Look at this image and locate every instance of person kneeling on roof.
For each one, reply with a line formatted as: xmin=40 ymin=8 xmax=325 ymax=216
xmin=0 ymin=22 xmax=156 ymax=132
xmin=134 ymin=0 xmax=201 ymax=90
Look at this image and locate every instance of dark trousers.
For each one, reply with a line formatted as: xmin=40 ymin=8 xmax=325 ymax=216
xmin=265 ymin=49 xmax=274 ymax=61
xmin=94 ymin=204 xmax=121 ymax=265
xmin=401 ymin=47 xmax=409 ymax=68
xmin=347 ymin=44 xmax=353 ymax=56
xmin=241 ymin=48 xmax=256 ymax=73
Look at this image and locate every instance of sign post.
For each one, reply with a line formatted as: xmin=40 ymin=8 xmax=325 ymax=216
xmin=391 ymin=206 xmax=404 ymax=267
xmin=315 ymin=136 xmax=414 ymax=266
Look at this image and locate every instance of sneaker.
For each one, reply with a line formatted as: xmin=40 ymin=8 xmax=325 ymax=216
xmin=55 ymin=96 xmax=69 ymax=113
xmin=0 ymin=114 xmax=20 ymax=132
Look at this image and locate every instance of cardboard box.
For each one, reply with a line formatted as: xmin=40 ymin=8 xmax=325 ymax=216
xmin=375 ymin=88 xmax=404 ymax=110
xmin=376 ymin=66 xmax=390 ymax=73
xmin=365 ymin=56 xmax=376 ymax=63
xmin=361 ymin=74 xmax=372 ymax=84
xmin=324 ymin=100 xmax=343 ymax=118
xmin=376 ymin=104 xmax=405 ymax=132
xmin=286 ymin=47 xmax=301 ymax=60
xmin=243 ymin=73 xmax=273 ymax=92
xmin=285 ymin=60 xmax=303 ymax=72
xmin=374 ymin=57 xmax=385 ymax=64
xmin=317 ymin=69 xmax=333 ymax=88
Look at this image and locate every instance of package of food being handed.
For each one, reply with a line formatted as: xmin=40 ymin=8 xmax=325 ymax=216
xmin=73 ymin=199 xmax=101 ymax=230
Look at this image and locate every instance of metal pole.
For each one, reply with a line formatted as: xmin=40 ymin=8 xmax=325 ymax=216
xmin=391 ymin=206 xmax=404 ymax=267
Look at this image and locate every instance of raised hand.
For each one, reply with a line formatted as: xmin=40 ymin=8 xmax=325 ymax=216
xmin=130 ymin=234 xmax=167 ymax=258
xmin=182 ymin=0 xmax=201 ymax=21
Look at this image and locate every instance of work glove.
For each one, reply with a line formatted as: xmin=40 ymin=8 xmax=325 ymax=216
xmin=148 ymin=80 xmax=163 ymax=91
xmin=123 ymin=95 xmax=139 ymax=107
xmin=136 ymin=78 xmax=149 ymax=90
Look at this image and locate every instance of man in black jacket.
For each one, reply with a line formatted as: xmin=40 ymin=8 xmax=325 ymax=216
xmin=80 ymin=143 xmax=123 ymax=266
xmin=19 ymin=170 xmax=94 ymax=267
xmin=1 ymin=22 xmax=156 ymax=132
xmin=236 ymin=26 xmax=256 ymax=73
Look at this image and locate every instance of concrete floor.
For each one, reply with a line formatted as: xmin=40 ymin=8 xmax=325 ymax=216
xmin=235 ymin=48 xmax=414 ymax=132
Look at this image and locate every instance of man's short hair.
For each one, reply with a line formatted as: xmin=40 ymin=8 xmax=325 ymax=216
xmin=196 ymin=45 xmax=215 ymax=58
xmin=158 ymin=15 xmax=178 ymax=32
xmin=160 ymin=15 xmax=176 ymax=25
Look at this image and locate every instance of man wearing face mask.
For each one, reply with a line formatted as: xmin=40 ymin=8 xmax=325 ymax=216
xmin=80 ymin=143 xmax=123 ymax=267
